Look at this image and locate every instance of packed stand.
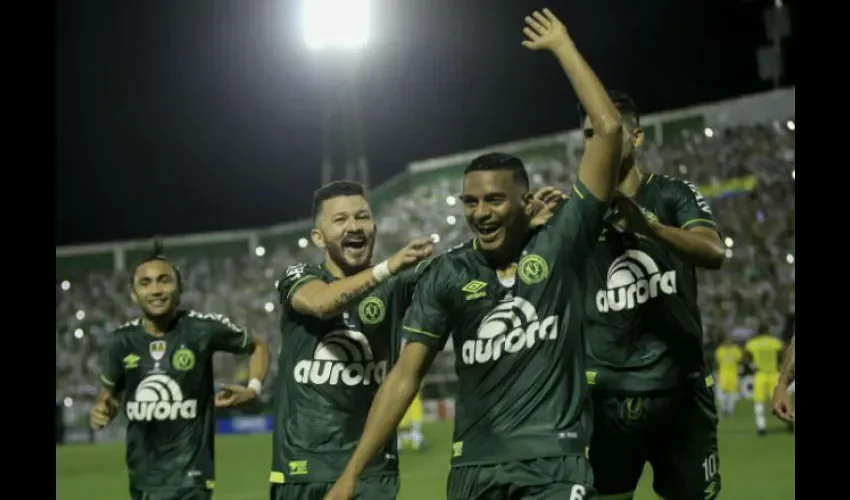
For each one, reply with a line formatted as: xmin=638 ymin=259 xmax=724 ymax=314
xmin=55 ymin=120 xmax=795 ymax=423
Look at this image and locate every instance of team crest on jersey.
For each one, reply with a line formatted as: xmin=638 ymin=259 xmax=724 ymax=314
xmin=172 ymin=346 xmax=196 ymax=371
xmin=518 ymin=254 xmax=549 ymax=285
xmin=149 ymin=341 xmax=167 ymax=361
xmin=358 ymin=297 xmax=386 ymax=325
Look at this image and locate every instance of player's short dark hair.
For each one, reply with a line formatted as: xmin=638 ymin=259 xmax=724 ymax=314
xmin=578 ymin=90 xmax=640 ymax=129
xmin=464 ymin=153 xmax=530 ymax=191
xmin=312 ymin=181 xmax=367 ymax=220
xmin=129 ymin=239 xmax=182 ymax=289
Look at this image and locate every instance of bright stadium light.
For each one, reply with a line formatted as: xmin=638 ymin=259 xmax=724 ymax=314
xmin=724 ymin=249 xmax=733 ymax=259
xmin=445 ymin=196 xmax=456 ymax=206
xmin=255 ymin=246 xmax=266 ymax=257
xmin=76 ymin=310 xmax=86 ymax=320
xmin=74 ymin=328 xmax=84 ymax=339
xmin=303 ymin=0 xmax=371 ymax=51
xmin=60 ymin=280 xmax=71 ymax=291
xmin=264 ymin=302 xmax=275 ymax=313
xmin=446 ymin=215 xmax=457 ymax=225
xmin=724 ymin=237 xmax=734 ymax=248
xmin=431 ymin=233 xmax=441 ymax=243
xmin=298 ymin=237 xmax=309 ymax=248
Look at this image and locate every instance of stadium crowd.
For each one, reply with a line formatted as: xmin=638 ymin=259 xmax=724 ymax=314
xmin=56 ymin=119 xmax=795 ymax=425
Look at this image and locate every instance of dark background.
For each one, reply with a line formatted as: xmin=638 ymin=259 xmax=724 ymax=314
xmin=56 ymin=0 xmax=796 ymax=246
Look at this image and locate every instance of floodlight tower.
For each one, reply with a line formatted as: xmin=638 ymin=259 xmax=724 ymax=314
xmin=303 ymin=0 xmax=371 ymax=188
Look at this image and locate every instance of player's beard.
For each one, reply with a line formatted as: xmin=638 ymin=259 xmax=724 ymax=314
xmin=327 ymin=238 xmax=375 ymax=276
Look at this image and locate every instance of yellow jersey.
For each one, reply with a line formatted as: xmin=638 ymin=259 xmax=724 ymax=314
xmin=714 ymin=344 xmax=743 ymax=378
xmin=745 ymin=335 xmax=784 ymax=375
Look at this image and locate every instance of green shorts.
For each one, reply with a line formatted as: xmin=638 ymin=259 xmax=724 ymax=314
xmin=130 ymin=487 xmax=212 ymax=500
xmin=589 ymin=384 xmax=720 ymax=499
xmin=447 ymin=455 xmax=596 ymax=500
xmin=269 ymin=474 xmax=398 ymax=500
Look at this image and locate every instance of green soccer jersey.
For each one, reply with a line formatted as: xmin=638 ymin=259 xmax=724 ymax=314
xmin=100 ymin=310 xmax=256 ymax=492
xmin=403 ymin=180 xmax=607 ymax=467
xmin=584 ymin=173 xmax=719 ymax=393
xmin=270 ymin=262 xmax=423 ymax=484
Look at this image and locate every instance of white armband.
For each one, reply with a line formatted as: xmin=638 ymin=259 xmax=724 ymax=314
xmin=372 ymin=260 xmax=391 ymax=283
xmin=247 ymin=378 xmax=263 ymax=396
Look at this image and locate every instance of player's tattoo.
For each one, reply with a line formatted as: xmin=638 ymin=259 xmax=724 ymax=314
xmin=332 ymin=279 xmax=378 ymax=311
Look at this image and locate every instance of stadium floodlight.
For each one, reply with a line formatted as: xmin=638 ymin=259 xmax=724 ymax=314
xmin=303 ymin=0 xmax=370 ymax=51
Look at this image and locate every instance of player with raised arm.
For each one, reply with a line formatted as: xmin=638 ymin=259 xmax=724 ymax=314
xmin=772 ymin=334 xmax=795 ymax=424
xmin=268 ymin=181 xmax=435 ymax=500
xmin=89 ymin=242 xmax=270 ymax=500
xmin=325 ymin=8 xmax=623 ymax=500
xmin=578 ymin=90 xmax=726 ymax=499
xmin=745 ymin=326 xmax=786 ymax=435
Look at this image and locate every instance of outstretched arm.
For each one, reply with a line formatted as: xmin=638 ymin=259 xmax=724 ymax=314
xmin=523 ymin=8 xmax=622 ymax=202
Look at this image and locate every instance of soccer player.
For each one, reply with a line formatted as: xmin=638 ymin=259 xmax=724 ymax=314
xmin=397 ymin=386 xmax=426 ymax=451
xmin=325 ymin=8 xmax=623 ymax=500
xmin=579 ymin=90 xmax=726 ymax=497
xmin=772 ymin=334 xmax=795 ymax=424
xmin=269 ymin=181 xmax=435 ymax=500
xmin=745 ymin=327 xmax=786 ymax=435
xmin=715 ymin=334 xmax=744 ymax=417
xmin=89 ymin=243 xmax=270 ymax=500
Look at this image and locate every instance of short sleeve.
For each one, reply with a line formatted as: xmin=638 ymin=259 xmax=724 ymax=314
xmin=208 ymin=316 xmax=256 ymax=355
xmin=547 ymin=179 xmax=609 ymax=266
xmin=401 ymin=262 xmax=452 ymax=352
xmin=99 ymin=335 xmax=125 ymax=391
xmin=668 ymin=179 xmax=719 ymax=231
xmin=278 ymin=263 xmax=323 ymax=308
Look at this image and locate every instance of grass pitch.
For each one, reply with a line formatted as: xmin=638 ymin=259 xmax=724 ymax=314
xmin=57 ymin=405 xmax=793 ymax=499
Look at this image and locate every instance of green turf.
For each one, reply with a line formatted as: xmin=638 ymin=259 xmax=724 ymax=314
xmin=57 ymin=405 xmax=794 ymax=499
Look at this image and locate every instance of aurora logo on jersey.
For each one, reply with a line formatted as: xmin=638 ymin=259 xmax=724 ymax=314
xmin=294 ymin=330 xmax=387 ymax=386
xmin=126 ymin=374 xmax=198 ymax=422
xmin=596 ymin=249 xmax=676 ymax=313
xmin=461 ymin=297 xmax=558 ymax=365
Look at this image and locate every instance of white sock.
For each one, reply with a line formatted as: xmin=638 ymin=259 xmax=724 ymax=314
xmin=728 ymin=393 xmax=739 ymax=415
xmin=410 ymin=422 xmax=423 ymax=447
xmin=754 ymin=402 xmax=766 ymax=430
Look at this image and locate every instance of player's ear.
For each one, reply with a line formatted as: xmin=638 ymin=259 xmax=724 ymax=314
xmin=632 ymin=127 xmax=645 ymax=149
xmin=310 ymin=228 xmax=325 ymax=249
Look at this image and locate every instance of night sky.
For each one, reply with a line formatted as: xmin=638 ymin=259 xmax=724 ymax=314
xmin=55 ymin=0 xmax=796 ymax=246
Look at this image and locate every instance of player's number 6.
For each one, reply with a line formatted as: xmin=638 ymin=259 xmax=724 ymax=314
xmin=569 ymin=485 xmax=586 ymax=500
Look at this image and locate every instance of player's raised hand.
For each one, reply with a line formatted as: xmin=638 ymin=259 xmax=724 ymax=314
xmin=529 ymin=185 xmax=569 ymax=229
xmin=611 ymin=193 xmax=659 ymax=235
xmin=89 ymin=396 xmax=118 ymax=430
xmin=215 ymin=384 xmax=259 ymax=408
xmin=386 ymin=238 xmax=435 ymax=275
xmin=521 ymin=8 xmax=572 ymax=52
xmin=771 ymin=386 xmax=795 ymax=424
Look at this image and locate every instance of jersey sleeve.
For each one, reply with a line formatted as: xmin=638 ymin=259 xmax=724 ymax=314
xmin=208 ymin=316 xmax=256 ymax=354
xmin=99 ymin=334 xmax=125 ymax=391
xmin=278 ymin=263 xmax=323 ymax=309
xmin=547 ymin=179 xmax=609 ymax=266
xmin=667 ymin=178 xmax=719 ymax=231
xmin=394 ymin=258 xmax=437 ymax=301
xmin=401 ymin=261 xmax=452 ymax=352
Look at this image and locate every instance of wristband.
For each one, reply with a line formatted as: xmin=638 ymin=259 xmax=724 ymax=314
xmin=372 ymin=260 xmax=391 ymax=282
xmin=247 ymin=378 xmax=263 ymax=396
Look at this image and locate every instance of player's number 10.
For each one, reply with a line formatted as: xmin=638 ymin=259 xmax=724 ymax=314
xmin=702 ymin=452 xmax=718 ymax=482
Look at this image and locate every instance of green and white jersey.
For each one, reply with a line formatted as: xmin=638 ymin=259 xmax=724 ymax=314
xmin=100 ymin=310 xmax=255 ymax=492
xmin=583 ymin=173 xmax=719 ymax=393
xmin=270 ymin=263 xmax=424 ymax=484
xmin=403 ymin=180 xmax=607 ymax=467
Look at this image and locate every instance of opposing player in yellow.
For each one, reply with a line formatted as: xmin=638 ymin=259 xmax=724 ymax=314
xmin=744 ymin=328 xmax=786 ymax=436
xmin=397 ymin=389 xmax=426 ymax=451
xmin=714 ymin=335 xmax=743 ymax=418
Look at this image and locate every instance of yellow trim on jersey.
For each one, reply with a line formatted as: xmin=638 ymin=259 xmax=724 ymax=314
xmin=402 ymin=326 xmax=441 ymax=339
xmin=205 ymin=479 xmax=215 ymax=490
xmin=645 ymin=173 xmax=655 ymax=184
xmin=705 ymin=374 xmax=714 ymax=388
xmin=100 ymin=375 xmax=115 ymax=387
xmin=269 ymin=471 xmax=285 ymax=483
xmin=681 ymin=218 xmax=716 ymax=229
xmin=572 ymin=183 xmax=585 ymax=200
xmin=285 ymin=275 xmax=320 ymax=300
